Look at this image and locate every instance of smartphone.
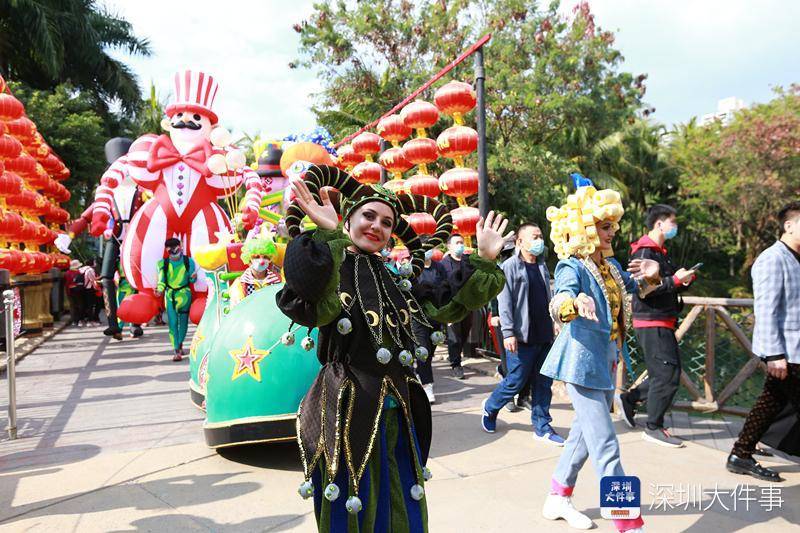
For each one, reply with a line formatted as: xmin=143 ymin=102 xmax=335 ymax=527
xmin=689 ymin=262 xmax=703 ymax=271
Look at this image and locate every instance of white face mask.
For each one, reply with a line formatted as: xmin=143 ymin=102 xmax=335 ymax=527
xmin=251 ymin=259 xmax=269 ymax=272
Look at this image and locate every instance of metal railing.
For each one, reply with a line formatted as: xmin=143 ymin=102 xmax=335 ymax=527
xmin=618 ymin=296 xmax=762 ymax=416
xmin=4 ymin=289 xmax=17 ymax=439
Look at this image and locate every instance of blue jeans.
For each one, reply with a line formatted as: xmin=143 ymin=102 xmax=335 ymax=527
xmin=485 ymin=342 xmax=554 ymax=435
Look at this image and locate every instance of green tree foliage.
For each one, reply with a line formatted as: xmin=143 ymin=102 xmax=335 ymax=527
xmin=9 ymin=82 xmax=107 ymax=216
xmin=669 ymin=86 xmax=800 ymax=280
xmin=294 ymin=0 xmax=646 ymax=227
xmin=0 ymin=0 xmax=151 ymax=113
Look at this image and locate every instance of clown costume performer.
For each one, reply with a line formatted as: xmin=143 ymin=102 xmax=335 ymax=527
xmin=538 ymin=182 xmax=660 ymax=533
xmin=229 ymin=234 xmax=282 ymax=308
xmin=157 ymin=238 xmax=198 ymax=361
xmin=277 ymin=165 xmax=509 ymax=532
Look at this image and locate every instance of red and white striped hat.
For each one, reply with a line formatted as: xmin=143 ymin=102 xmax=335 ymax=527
xmin=165 ymin=70 xmax=220 ymax=124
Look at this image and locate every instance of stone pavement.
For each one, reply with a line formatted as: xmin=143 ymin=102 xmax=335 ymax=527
xmin=0 ymin=324 xmax=798 ymax=532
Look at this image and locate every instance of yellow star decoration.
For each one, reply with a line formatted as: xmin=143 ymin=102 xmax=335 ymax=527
xmin=190 ymin=327 xmax=205 ymax=361
xmin=229 ymin=336 xmax=270 ymax=382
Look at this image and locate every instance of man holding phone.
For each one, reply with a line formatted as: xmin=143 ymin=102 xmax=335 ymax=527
xmin=616 ymin=204 xmax=696 ymax=447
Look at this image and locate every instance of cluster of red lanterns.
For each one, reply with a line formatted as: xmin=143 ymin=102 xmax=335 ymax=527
xmin=335 ymin=80 xmax=481 ymax=243
xmin=0 ymin=76 xmax=71 ymax=275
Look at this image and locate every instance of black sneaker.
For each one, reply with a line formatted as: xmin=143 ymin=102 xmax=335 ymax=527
xmin=726 ymin=454 xmax=783 ymax=482
xmin=516 ymin=396 xmax=532 ymax=411
xmin=615 ymin=392 xmax=636 ymax=428
xmin=451 ymin=366 xmax=465 ymax=379
xmin=642 ymin=427 xmax=684 ymax=448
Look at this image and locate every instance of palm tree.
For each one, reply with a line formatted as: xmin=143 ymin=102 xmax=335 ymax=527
xmin=0 ymin=0 xmax=151 ymax=112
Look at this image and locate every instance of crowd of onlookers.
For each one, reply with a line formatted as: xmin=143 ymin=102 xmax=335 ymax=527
xmin=63 ymin=258 xmax=103 ymax=327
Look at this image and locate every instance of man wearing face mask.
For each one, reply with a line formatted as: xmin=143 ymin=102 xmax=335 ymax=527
xmin=229 ymin=234 xmax=282 ymax=308
xmin=481 ymin=223 xmax=563 ymax=444
xmin=155 ymin=238 xmax=198 ymax=361
xmin=441 ymin=234 xmax=472 ymax=378
xmin=413 ymin=237 xmax=448 ymax=403
xmin=616 ymin=204 xmax=696 ymax=447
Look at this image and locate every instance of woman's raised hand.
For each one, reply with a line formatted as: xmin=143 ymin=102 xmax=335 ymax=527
xmin=291 ymin=180 xmax=339 ymax=231
xmin=476 ymin=211 xmax=515 ymax=260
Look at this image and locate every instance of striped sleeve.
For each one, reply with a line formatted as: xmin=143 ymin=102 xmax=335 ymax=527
xmin=126 ymin=134 xmax=161 ymax=187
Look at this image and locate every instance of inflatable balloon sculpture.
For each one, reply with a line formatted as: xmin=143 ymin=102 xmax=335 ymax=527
xmin=87 ymin=70 xmax=267 ymax=328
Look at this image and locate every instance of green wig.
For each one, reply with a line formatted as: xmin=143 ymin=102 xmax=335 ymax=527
xmin=241 ymin=234 xmax=277 ymax=263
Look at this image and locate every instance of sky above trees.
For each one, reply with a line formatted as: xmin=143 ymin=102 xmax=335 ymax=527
xmin=104 ymin=0 xmax=799 ymax=138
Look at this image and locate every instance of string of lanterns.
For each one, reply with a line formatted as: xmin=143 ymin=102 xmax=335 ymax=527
xmin=334 ymin=79 xmax=481 ymax=246
xmin=0 ymin=76 xmax=71 ymax=275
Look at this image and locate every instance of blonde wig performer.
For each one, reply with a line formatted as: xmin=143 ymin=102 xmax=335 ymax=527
xmin=277 ymin=165 xmax=510 ymax=532
xmin=538 ymin=178 xmax=660 ymax=533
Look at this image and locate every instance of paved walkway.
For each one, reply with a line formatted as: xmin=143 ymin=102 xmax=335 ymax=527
xmin=0 ymin=324 xmax=798 ymax=532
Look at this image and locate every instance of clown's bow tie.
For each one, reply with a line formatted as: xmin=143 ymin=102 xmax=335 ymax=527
xmin=146 ymin=135 xmax=212 ymax=176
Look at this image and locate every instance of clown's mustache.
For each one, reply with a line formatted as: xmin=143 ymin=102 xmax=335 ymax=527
xmin=172 ymin=121 xmax=201 ymax=130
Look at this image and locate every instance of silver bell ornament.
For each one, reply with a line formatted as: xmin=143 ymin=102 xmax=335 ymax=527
xmin=298 ymin=480 xmax=314 ymax=499
xmin=398 ymin=279 xmax=413 ymax=292
xmin=281 ymin=332 xmax=296 ymax=346
xmin=414 ymin=346 xmax=429 ymax=361
xmin=398 ymin=262 xmax=413 ymax=276
xmin=422 ymin=467 xmax=433 ymax=481
xmin=301 ymin=336 xmax=315 ymax=351
xmin=398 ymin=349 xmax=413 ymax=366
xmin=430 ymin=330 xmax=445 ymax=345
xmin=410 ymin=484 xmax=425 ymax=501
xmin=376 ymin=347 xmax=392 ymax=365
xmin=336 ymin=317 xmax=353 ymax=335
xmin=323 ymin=482 xmax=340 ymax=502
xmin=345 ymin=495 xmax=363 ymax=514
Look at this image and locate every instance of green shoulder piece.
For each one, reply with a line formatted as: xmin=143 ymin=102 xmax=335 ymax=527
xmin=312 ymin=226 xmax=352 ymax=326
xmin=423 ymin=253 xmax=506 ymax=324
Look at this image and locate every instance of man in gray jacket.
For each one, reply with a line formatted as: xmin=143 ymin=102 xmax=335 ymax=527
xmin=481 ymin=223 xmax=564 ymax=445
xmin=727 ymin=201 xmax=800 ymax=481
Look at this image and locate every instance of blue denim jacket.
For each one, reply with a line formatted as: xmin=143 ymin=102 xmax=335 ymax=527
xmin=540 ymin=256 xmax=637 ymax=390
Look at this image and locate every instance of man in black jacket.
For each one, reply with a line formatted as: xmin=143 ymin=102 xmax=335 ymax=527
xmin=616 ymin=204 xmax=697 ymax=447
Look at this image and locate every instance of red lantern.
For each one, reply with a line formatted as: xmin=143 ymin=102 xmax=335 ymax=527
xmin=5 ymin=117 xmax=36 ymax=145
xmin=406 ymin=174 xmax=441 ymax=198
xmin=437 ymin=125 xmax=478 ymax=164
xmin=378 ymin=147 xmax=412 ymax=178
xmin=352 ymin=161 xmax=382 ymax=184
xmin=440 ymin=167 xmax=479 ymax=199
xmin=384 ymin=178 xmax=406 ymax=195
xmin=377 ymin=115 xmax=412 ymax=146
xmin=402 ymin=137 xmax=439 ymax=173
xmin=434 ymin=80 xmax=477 ymax=124
xmin=53 ymin=182 xmax=70 ymax=202
xmin=0 ymin=93 xmax=24 ymax=121
xmin=1 ymin=211 xmax=23 ymax=237
xmin=407 ymin=212 xmax=437 ymax=236
xmin=336 ymin=144 xmax=365 ymax=170
xmin=400 ymin=100 xmax=440 ymax=132
xmin=0 ymin=248 xmax=23 ymax=274
xmin=351 ymin=132 xmax=382 ymax=158
xmin=5 ymin=153 xmax=37 ymax=179
xmin=56 ymin=167 xmax=70 ymax=181
xmin=39 ymin=153 xmax=62 ymax=173
xmin=0 ymin=133 xmax=23 ymax=160
xmin=451 ymin=206 xmax=480 ymax=237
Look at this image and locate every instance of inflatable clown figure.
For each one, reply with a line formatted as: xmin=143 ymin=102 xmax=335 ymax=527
xmin=91 ymin=70 xmax=266 ymax=323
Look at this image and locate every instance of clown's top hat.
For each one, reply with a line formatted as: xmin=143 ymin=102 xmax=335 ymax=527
xmin=165 ymin=70 xmax=220 ymax=124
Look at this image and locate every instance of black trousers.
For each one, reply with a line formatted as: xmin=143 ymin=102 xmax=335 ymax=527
xmin=626 ymin=327 xmax=681 ymax=429
xmin=412 ymin=320 xmax=436 ymax=385
xmin=732 ymin=363 xmax=800 ymax=459
xmin=67 ymin=289 xmax=83 ymax=325
xmin=446 ymin=314 xmax=473 ymax=368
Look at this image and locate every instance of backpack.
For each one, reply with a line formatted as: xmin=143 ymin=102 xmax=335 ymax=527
xmin=73 ymin=270 xmax=85 ymax=287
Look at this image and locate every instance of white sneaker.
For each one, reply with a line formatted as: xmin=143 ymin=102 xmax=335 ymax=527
xmin=423 ymin=383 xmax=435 ymax=404
xmin=542 ymin=493 xmax=594 ymax=530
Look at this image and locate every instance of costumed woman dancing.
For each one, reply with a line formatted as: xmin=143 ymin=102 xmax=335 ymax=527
xmin=539 ymin=183 xmax=660 ymax=533
xmin=277 ymin=165 xmax=509 ymax=532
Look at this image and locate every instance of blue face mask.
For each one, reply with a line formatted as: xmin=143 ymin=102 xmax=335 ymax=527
xmin=528 ymin=239 xmax=545 ymax=256
xmin=453 ymin=243 xmax=465 ymax=257
xmin=664 ymin=225 xmax=678 ymax=240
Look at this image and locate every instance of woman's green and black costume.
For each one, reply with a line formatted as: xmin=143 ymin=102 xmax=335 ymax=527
xmin=276 ymin=165 xmax=505 ymax=532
